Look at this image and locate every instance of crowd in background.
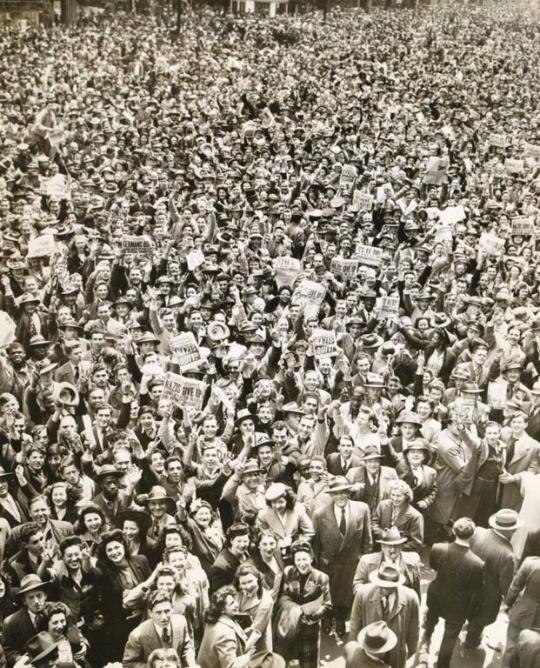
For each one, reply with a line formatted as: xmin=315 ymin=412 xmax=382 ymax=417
xmin=0 ymin=1 xmax=539 ymax=667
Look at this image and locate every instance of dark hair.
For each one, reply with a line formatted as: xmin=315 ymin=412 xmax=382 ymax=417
xmin=59 ymin=535 xmax=83 ymax=556
xmin=158 ymin=523 xmax=193 ymax=553
xmin=204 ymin=585 xmax=237 ymax=625
xmin=38 ymin=601 xmax=72 ymax=629
xmin=21 ymin=522 xmax=42 ymax=545
xmin=96 ymin=529 xmax=129 ymax=564
xmin=117 ymin=509 xmax=151 ymax=542
xmin=74 ymin=504 xmax=106 ymax=535
xmin=225 ymin=522 xmax=250 ymax=547
xmin=234 ymin=563 xmax=264 ymax=598
xmin=148 ymin=591 xmax=173 ymax=611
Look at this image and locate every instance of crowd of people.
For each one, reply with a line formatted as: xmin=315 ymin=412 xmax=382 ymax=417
xmin=0 ymin=0 xmax=539 ymax=667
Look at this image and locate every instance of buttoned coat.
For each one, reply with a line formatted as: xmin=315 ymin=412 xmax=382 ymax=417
xmin=500 ymin=432 xmax=540 ymax=511
xmin=312 ymin=500 xmax=372 ymax=608
xmin=349 ymin=583 xmax=419 ymax=668
xmin=353 ymin=551 xmax=421 ymax=600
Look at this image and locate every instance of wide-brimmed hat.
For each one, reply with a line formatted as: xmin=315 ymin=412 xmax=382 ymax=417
xmin=531 ymin=381 xmax=540 ymax=396
xmin=137 ymin=332 xmax=160 ymax=345
xmin=24 ymin=632 xmax=60 ymax=664
xmin=242 ymin=460 xmax=261 ymax=476
xmin=369 ymin=563 xmax=405 ymax=588
xmin=265 ymin=482 xmax=288 ymax=502
xmin=360 ymin=334 xmax=383 ymax=351
xmin=0 ymin=465 xmax=14 ymax=479
xmin=377 ymin=526 xmax=408 ymax=546
xmin=18 ymin=574 xmax=49 ymax=597
xmin=356 ymin=621 xmax=397 ymax=655
xmin=430 ymin=313 xmax=452 ymax=329
xmin=281 ymin=402 xmax=304 ymax=415
xmin=395 ymin=412 xmax=422 ymax=427
xmin=52 ymin=382 xmax=79 ymax=407
xmin=137 ymin=485 xmax=176 ymax=514
xmin=17 ymin=293 xmax=40 ymax=306
xmin=461 ymin=382 xmax=483 ymax=394
xmin=403 ymin=439 xmax=431 ymax=455
xmin=58 ymin=318 xmax=83 ymax=332
xmin=327 ymin=476 xmax=352 ymax=494
xmin=362 ymin=445 xmax=384 ymax=461
xmin=488 ymin=508 xmax=521 ymax=532
xmin=96 ymin=464 xmax=123 ymax=480
xmin=29 ymin=335 xmax=50 ymax=348
xmin=206 ymin=321 xmax=230 ymax=342
xmin=236 ymin=408 xmax=257 ymax=426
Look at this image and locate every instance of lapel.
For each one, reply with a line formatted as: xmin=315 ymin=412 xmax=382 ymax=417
xmin=219 ymin=616 xmax=246 ymax=652
xmin=387 ymin=587 xmax=405 ymax=621
xmin=149 ymin=622 xmax=163 ymax=649
xmin=511 ymin=434 xmax=532 ymax=466
xmin=339 ymin=503 xmax=358 ymax=551
xmin=170 ymin=616 xmax=180 ymax=649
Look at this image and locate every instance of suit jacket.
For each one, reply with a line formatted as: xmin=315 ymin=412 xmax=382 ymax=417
xmin=427 ymin=542 xmax=484 ymax=622
xmin=15 ymin=312 xmax=49 ymax=353
xmin=372 ymin=500 xmax=424 ymax=552
xmin=526 ymin=407 xmax=540 ymax=442
xmin=3 ymin=607 xmax=37 ymax=666
xmin=54 ymin=361 xmax=77 ymax=385
xmin=123 ymin=614 xmax=195 ymax=668
xmin=256 ymin=505 xmax=314 ymax=544
xmin=326 ymin=453 xmax=363 ymax=476
xmin=344 ymin=643 xmax=391 ymax=668
xmin=197 ymin=615 xmax=248 ymax=668
xmin=395 ymin=461 xmax=437 ymax=510
xmin=349 ymin=584 xmax=419 ymax=668
xmin=516 ymin=629 xmax=540 ymax=668
xmin=353 ymin=551 xmax=421 ymax=600
xmin=501 ymin=432 xmax=540 ymax=511
xmin=8 ymin=519 xmax=73 ymax=556
xmin=470 ymin=527 xmax=516 ymax=623
xmin=209 ymin=548 xmax=242 ymax=593
xmin=346 ymin=466 xmax=398 ymax=514
xmin=312 ymin=500 xmax=372 ymax=608
xmin=506 ymin=556 xmax=540 ymax=629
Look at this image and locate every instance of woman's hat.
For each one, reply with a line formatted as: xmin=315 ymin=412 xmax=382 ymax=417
xmin=327 ymin=476 xmax=352 ymax=494
xmin=265 ymin=482 xmax=288 ymax=502
xmin=17 ymin=574 xmax=49 ymax=597
xmin=377 ymin=527 xmax=408 ymax=546
xmin=24 ymin=632 xmax=60 ymax=664
xmin=488 ymin=508 xmax=521 ymax=532
xmin=356 ymin=621 xmax=397 ymax=655
xmin=369 ymin=563 xmax=405 ymax=588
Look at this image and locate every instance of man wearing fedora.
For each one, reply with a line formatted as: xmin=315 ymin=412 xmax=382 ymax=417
xmin=467 ymin=509 xmax=519 ymax=648
xmin=3 ymin=574 xmax=49 ymax=667
xmin=422 ymin=518 xmax=485 ymax=668
xmin=312 ymin=476 xmax=372 ymax=639
xmin=221 ymin=459 xmax=267 ymax=520
xmin=344 ymin=621 xmax=397 ymax=668
xmin=353 ymin=527 xmax=421 ymax=600
xmin=346 ymin=446 xmax=398 ymax=516
xmin=349 ymin=563 xmax=419 ymax=668
xmin=90 ymin=465 xmax=132 ymax=530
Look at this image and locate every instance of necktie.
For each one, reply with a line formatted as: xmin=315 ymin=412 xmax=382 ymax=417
xmin=162 ymin=626 xmax=171 ymax=647
xmin=506 ymin=438 xmax=516 ymax=466
xmin=381 ymin=596 xmax=388 ymax=618
xmin=339 ymin=507 xmax=347 ymax=535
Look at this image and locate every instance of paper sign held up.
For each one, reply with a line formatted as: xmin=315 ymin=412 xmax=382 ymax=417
xmin=170 ymin=332 xmax=202 ymax=370
xmin=161 ymin=372 xmax=206 ymax=412
xmin=354 ymin=245 xmax=384 ymax=267
xmin=292 ymin=280 xmax=326 ymax=319
xmin=311 ymin=329 xmax=338 ymax=358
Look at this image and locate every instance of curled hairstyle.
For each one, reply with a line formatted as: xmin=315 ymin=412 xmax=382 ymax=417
xmin=388 ymin=480 xmax=413 ymax=504
xmin=204 ymin=585 xmax=237 ymax=625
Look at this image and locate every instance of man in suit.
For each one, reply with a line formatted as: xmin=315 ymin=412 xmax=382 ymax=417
xmin=0 ymin=467 xmax=28 ymax=529
xmin=428 ymin=412 xmax=481 ymax=541
xmin=467 ymin=509 xmax=518 ymax=648
xmin=123 ymin=591 xmax=196 ymax=668
xmin=3 ymin=574 xmax=49 ymax=666
xmin=53 ymin=341 xmax=82 ymax=384
xmin=209 ymin=523 xmax=251 ymax=593
xmin=422 ymin=518 xmax=485 ymax=668
xmin=14 ymin=294 xmax=49 ymax=354
xmin=8 ymin=495 xmax=73 ymax=557
xmin=349 ymin=563 xmax=419 ymax=668
xmin=90 ymin=465 xmax=132 ymax=530
xmin=344 ymin=621 xmax=397 ymax=668
xmin=312 ymin=476 xmax=372 ymax=638
xmin=353 ymin=527 xmax=421 ymax=599
xmin=501 ymin=411 xmax=540 ymax=511
xmin=346 ymin=447 xmax=398 ymax=515
xmin=452 ymin=339 xmax=496 ymax=393
xmin=504 ymin=556 xmax=540 ymax=668
xmin=326 ymin=436 xmax=363 ymax=476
